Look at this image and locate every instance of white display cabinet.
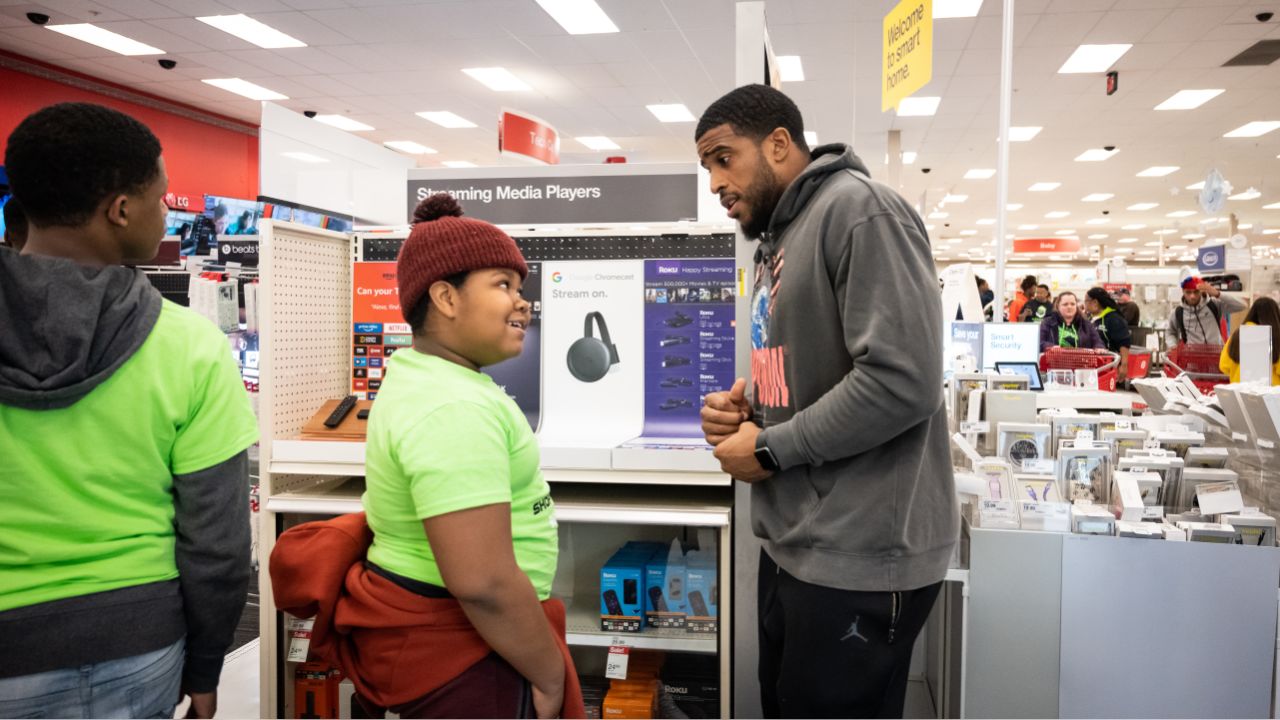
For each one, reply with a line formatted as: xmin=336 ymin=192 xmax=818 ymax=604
xmin=256 ymin=220 xmax=734 ymax=719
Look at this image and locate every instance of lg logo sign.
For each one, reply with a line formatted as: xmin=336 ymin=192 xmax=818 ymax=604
xmin=163 ymin=193 xmax=191 ymax=209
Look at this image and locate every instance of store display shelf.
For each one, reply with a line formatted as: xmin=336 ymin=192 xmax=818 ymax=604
xmin=269 ymin=439 xmax=364 ymax=477
xmin=563 ymin=602 xmax=718 ymax=654
xmin=1037 ymin=390 xmax=1141 ymax=412
xmin=268 ymin=478 xmax=731 ymax=528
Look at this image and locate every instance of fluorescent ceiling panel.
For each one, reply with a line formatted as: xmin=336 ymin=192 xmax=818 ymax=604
xmin=777 ymin=56 xmax=805 ymax=82
xmin=417 ymin=111 xmax=477 ymax=128
xmin=977 ymin=218 xmax=996 ymax=225
xmin=201 ymin=78 xmax=288 ymax=100
xmin=1075 ymin=148 xmax=1119 ymax=162
xmin=1229 ymin=188 xmax=1261 ymax=200
xmin=1045 ymin=210 xmax=1070 ymax=218
xmin=804 ymin=131 xmax=818 ymax=146
xmin=463 ymin=67 xmax=532 ymax=92
xmin=1136 ymin=166 xmax=1179 ymax=177
xmin=1082 ymin=193 xmax=1113 ymax=202
xmin=1059 ymin=44 xmax=1132 ymax=74
xmin=943 ymin=194 xmax=968 ymax=204
xmin=534 ymin=0 xmax=619 ymax=34
xmin=902 ymin=151 xmax=917 ymax=164
xmin=1122 ymin=224 xmax=1146 ymax=230
xmin=647 ymin=104 xmax=695 ymax=122
xmin=1127 ymin=202 xmax=1158 ymax=211
xmin=1155 ymin=89 xmax=1223 ymax=111
xmin=897 ymin=96 xmax=941 ymax=116
xmin=1224 ymin=121 xmax=1280 ymax=138
xmin=314 ymin=114 xmax=373 ymax=132
xmin=47 ymin=24 xmax=163 ymax=55
xmin=384 ymin=141 xmax=436 ymax=155
xmin=196 ymin=14 xmax=305 ymax=49
xmin=1166 ymin=210 xmax=1196 ymax=218
xmin=575 ymin=136 xmax=621 ymax=150
xmin=965 ymin=168 xmax=996 ymax=179
xmin=1118 ymin=237 xmax=1138 ymax=243
xmin=1029 ymin=182 xmax=1060 ymax=191
xmin=934 ymin=0 xmax=983 ymax=18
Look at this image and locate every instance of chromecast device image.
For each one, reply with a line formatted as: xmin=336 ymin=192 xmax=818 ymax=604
xmin=567 ymin=311 xmax=619 ymax=382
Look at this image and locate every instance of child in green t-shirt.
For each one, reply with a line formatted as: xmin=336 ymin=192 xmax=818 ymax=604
xmin=360 ymin=193 xmax=566 ymax=718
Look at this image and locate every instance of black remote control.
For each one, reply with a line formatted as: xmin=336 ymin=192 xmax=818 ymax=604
xmin=689 ymin=590 xmax=710 ymax=617
xmin=357 ymin=408 xmax=370 ymax=420
xmin=603 ymin=589 xmax=624 ymax=616
xmin=324 ymin=395 xmax=358 ymax=428
xmin=648 ymin=586 xmax=668 ymax=612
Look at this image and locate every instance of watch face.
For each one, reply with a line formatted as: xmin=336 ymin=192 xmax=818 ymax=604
xmin=1009 ymin=438 xmax=1040 ymax=463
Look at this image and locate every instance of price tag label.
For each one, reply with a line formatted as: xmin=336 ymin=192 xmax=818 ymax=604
xmin=1114 ymin=420 xmax=1133 ymax=431
xmin=960 ymin=421 xmax=990 ymax=434
xmin=1073 ymin=430 xmax=1095 ymax=448
xmin=1021 ymin=458 xmax=1055 ymax=475
xmin=605 ymin=645 xmax=631 ymax=680
xmin=285 ymin=616 xmax=314 ymax=663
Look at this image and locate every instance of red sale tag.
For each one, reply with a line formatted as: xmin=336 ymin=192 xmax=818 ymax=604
xmin=605 ymin=645 xmax=631 ymax=680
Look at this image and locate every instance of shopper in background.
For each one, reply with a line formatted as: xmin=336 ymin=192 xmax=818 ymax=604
xmin=1085 ymin=287 xmax=1132 ymax=384
xmin=1019 ymin=283 xmax=1052 ymax=323
xmin=1007 ymin=275 xmax=1036 ymax=322
xmin=2 ymin=196 xmax=27 ymax=251
xmin=272 ymin=193 xmax=581 ymax=719
xmin=1039 ymin=291 xmax=1104 ymax=352
xmin=1219 ymin=296 xmax=1280 ymax=385
xmin=1117 ymin=288 xmax=1141 ymax=327
xmin=0 ymin=103 xmax=255 ymax=719
xmin=977 ymin=277 xmax=995 ymax=320
xmin=1169 ymin=276 xmax=1245 ymax=347
xmin=695 ymin=84 xmax=957 ymax=719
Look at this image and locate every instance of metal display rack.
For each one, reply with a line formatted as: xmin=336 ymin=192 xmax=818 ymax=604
xmin=256 ymin=220 xmax=734 ymax=719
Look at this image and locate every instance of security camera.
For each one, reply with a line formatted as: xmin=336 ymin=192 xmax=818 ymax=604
xmin=1103 ymin=145 xmax=1116 ymax=152
xmin=26 ymin=12 xmax=50 ymax=25
xmin=922 ymin=167 xmax=932 ymax=174
xmin=1102 ymin=210 xmax=1110 ymax=215
xmin=303 ymin=110 xmax=317 ymax=119
xmin=158 ymin=59 xmax=177 ymax=70
xmin=1257 ymin=11 xmax=1274 ymax=22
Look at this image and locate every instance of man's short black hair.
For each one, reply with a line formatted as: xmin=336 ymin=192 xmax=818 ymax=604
xmin=695 ymin=84 xmax=810 ymax=153
xmin=4 ymin=102 xmax=162 ymax=228
xmin=1038 ymin=284 xmax=1050 ymax=292
xmin=1021 ymin=275 xmax=1038 ymax=291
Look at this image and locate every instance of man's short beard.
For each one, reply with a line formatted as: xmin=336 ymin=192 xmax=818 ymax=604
xmin=740 ymin=152 xmax=785 ymax=240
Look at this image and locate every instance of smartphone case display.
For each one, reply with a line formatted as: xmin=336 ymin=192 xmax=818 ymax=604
xmin=1050 ymin=415 xmax=1102 ymax=452
xmin=952 ymin=373 xmax=989 ymax=433
xmin=1057 ymin=446 xmax=1112 ymax=504
xmin=1179 ymin=468 xmax=1241 ymax=513
xmin=255 ymin=222 xmax=735 ymax=719
xmin=1184 ymin=446 xmax=1230 ymax=469
xmin=1153 ymin=430 xmax=1206 ymax=459
xmin=1220 ymin=513 xmax=1278 ymax=547
xmin=983 ymin=392 xmax=1037 ymax=454
xmin=1014 ymin=474 xmax=1060 ymax=504
xmin=997 ymin=423 xmax=1051 ymax=469
xmin=1101 ymin=429 xmax=1148 ymax=464
xmin=1118 ymin=456 xmax=1185 ymax=510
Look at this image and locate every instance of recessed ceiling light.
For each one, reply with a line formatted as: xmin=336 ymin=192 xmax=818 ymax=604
xmin=897 ymin=96 xmax=941 ymax=117
xmin=1118 ymin=237 xmax=1138 ymax=244
xmin=1089 ymin=234 xmax=1110 ymax=240
xmin=1240 ymin=223 xmax=1254 ymax=229
xmin=1007 ymin=203 xmax=1023 ymax=211
xmin=943 ymin=194 xmax=968 ymax=204
xmin=1082 ymin=193 xmax=1113 ymax=202
xmin=1018 ymin=224 xmax=1039 ymax=230
xmin=1154 ymin=89 xmax=1224 ymax=111
xmin=1087 ymin=218 xmax=1110 ymax=225
xmin=1137 ymin=166 xmax=1179 ymax=177
xmin=534 ymin=0 xmax=618 ymax=34
xmin=383 ymin=141 xmax=436 ymax=155
xmin=1166 ymin=210 xmax=1196 ymax=218
xmin=1122 ymin=223 xmax=1146 ymax=230
xmin=1186 ymin=181 xmax=1206 ymax=191
xmin=804 ymin=131 xmax=818 ymax=146
xmin=925 ymin=224 xmax=936 ymax=231
xmin=417 ymin=111 xmax=477 ymax=129
xmin=777 ymin=55 xmax=805 ymax=82
xmin=1075 ymin=148 xmax=1119 ymax=162
xmin=934 ymin=0 xmax=983 ymax=18
xmin=961 ymin=230 xmax=978 ymax=236
xmin=314 ymin=115 xmax=373 ymax=132
xmin=1029 ymin=182 xmax=1060 ymax=192
xmin=965 ymin=168 xmax=996 ymax=180
xmin=1224 ymin=121 xmax=1280 ymax=138
xmin=1045 ymin=210 xmax=1070 ymax=218
xmin=1006 ymin=126 xmax=1042 ymax=142
xmin=902 ymin=151 xmax=917 ymax=164
xmin=977 ymin=218 xmax=996 ymax=225
xmin=202 ymin=78 xmax=288 ymax=101
xmin=1144 ymin=241 xmax=1163 ymax=247
xmin=928 ymin=211 xmax=950 ymax=219
xmin=463 ymin=67 xmax=532 ymax=92
xmin=1155 ymin=229 xmax=1178 ymax=235
xmin=1229 ymin=187 xmax=1261 ymax=201
xmin=575 ymin=136 xmax=621 ymax=151
xmin=1264 ymin=229 xmax=1280 ymax=235
xmin=47 ymin=23 xmax=163 ymax=55
xmin=281 ymin=151 xmax=327 ymax=163
xmin=647 ymin=103 xmax=695 ymax=122
xmin=1264 ymin=202 xmax=1280 ymax=210
xmin=1054 ymin=230 xmax=1077 ymax=236
xmin=1127 ymin=202 xmax=1158 ymax=211
xmin=442 ymin=161 xmax=478 ymax=169
xmin=1059 ymin=44 xmax=1132 ymax=74
xmin=196 ymin=14 xmax=305 ymax=49
xmin=1183 ymin=233 xmax=1206 ymax=240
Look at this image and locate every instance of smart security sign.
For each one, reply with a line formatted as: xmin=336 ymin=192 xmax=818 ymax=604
xmin=882 ymin=0 xmax=933 ymax=112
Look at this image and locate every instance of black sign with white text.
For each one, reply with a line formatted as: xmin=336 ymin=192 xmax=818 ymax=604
xmin=218 ymin=239 xmax=259 ymax=267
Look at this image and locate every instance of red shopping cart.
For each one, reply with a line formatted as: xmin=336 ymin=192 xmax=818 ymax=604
xmin=1127 ymin=346 xmax=1153 ymax=380
xmin=1039 ymin=347 xmax=1121 ymax=391
xmin=1163 ymin=343 xmax=1228 ymax=395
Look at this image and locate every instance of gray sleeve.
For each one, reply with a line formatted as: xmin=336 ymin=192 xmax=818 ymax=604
xmin=762 ymin=212 xmax=944 ymax=469
xmin=172 ymin=450 xmax=251 ymax=693
xmin=1217 ymin=293 xmax=1246 ymax=314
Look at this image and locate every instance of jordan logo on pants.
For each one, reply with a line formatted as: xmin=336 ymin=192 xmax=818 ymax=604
xmin=841 ymin=616 xmax=868 ymax=643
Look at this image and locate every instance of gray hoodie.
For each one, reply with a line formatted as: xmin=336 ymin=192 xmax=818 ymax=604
xmin=1166 ymin=293 xmax=1245 ymax=346
xmin=753 ymin=145 xmax=959 ymax=592
xmin=0 ymin=248 xmax=250 ymax=691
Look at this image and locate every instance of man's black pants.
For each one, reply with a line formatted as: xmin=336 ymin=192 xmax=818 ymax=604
xmin=758 ymin=550 xmax=941 ymax=719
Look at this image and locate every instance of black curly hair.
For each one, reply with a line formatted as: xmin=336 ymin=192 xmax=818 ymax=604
xmin=4 ymin=102 xmax=162 ymax=228
xmin=695 ymin=84 xmax=810 ymax=153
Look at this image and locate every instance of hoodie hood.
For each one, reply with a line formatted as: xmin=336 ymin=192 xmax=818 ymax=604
xmin=766 ymin=144 xmax=870 ymax=240
xmin=0 ymin=247 xmax=162 ymax=410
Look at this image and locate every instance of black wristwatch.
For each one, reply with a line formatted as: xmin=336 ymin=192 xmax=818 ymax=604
xmin=754 ymin=433 xmax=781 ymax=472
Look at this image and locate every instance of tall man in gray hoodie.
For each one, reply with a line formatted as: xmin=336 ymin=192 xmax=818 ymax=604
xmin=697 ymin=84 xmax=958 ymax=718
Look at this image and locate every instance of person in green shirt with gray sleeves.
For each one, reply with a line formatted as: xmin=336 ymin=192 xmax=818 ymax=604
xmin=0 ymin=103 xmax=257 ymax=719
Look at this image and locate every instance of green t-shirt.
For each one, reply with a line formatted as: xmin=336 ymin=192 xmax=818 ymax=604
xmin=0 ymin=300 xmax=259 ymax=612
xmin=363 ymin=350 xmax=558 ymax=600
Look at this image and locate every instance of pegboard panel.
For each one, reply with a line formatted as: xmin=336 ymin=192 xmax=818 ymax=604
xmin=270 ymin=474 xmax=339 ymax=495
xmin=260 ymin=222 xmax=353 ymax=446
xmin=355 ymin=232 xmax=734 ymax=262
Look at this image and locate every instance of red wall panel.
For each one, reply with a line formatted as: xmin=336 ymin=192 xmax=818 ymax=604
xmin=0 ymin=62 xmax=259 ymax=208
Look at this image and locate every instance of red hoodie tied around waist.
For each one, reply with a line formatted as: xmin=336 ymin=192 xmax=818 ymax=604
xmin=269 ymin=512 xmax=585 ymax=716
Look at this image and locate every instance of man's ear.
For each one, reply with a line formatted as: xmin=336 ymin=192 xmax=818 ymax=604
xmin=428 ymin=280 xmax=461 ymax=320
xmin=766 ymin=127 xmax=793 ymax=163
xmin=104 ymin=194 xmax=129 ymax=228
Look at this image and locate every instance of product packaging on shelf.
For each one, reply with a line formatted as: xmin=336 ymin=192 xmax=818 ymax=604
xmin=1057 ymin=445 xmax=1112 ymax=505
xmin=684 ymin=551 xmax=717 ymax=634
xmin=293 ymin=662 xmax=337 ymax=719
xmin=1184 ymin=446 xmax=1230 ymax=468
xmin=1111 ymin=471 xmax=1147 ymax=522
xmin=1177 ymin=521 xmax=1236 ymax=544
xmin=1218 ymin=512 xmax=1277 ymax=547
xmin=601 ymin=548 xmax=647 ymax=633
xmin=1070 ymin=503 xmax=1116 ymax=536
xmin=645 ymin=540 xmax=686 ymax=629
xmin=996 ymin=422 xmax=1051 ymax=470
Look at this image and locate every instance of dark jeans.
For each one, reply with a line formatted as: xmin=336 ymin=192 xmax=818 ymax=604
xmin=758 ymin=550 xmax=941 ymax=719
xmin=356 ymin=653 xmax=532 ymax=719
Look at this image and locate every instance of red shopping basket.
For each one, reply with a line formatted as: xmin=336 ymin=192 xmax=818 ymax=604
xmin=1128 ymin=347 xmax=1152 ymax=380
xmin=1039 ymin=347 xmax=1120 ymax=391
xmin=1163 ymin=343 xmax=1228 ymax=395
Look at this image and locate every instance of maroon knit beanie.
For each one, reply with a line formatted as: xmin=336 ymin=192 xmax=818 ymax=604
xmin=397 ymin=193 xmax=528 ymax=323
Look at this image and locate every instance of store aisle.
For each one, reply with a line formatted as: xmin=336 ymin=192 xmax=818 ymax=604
xmin=174 ymin=639 xmax=259 ymax=719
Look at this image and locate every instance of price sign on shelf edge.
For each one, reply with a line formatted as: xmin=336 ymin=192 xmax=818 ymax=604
xmin=605 ymin=645 xmax=631 ymax=680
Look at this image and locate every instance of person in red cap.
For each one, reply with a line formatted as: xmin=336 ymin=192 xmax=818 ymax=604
xmin=355 ymin=193 xmax=571 ymax=718
xmin=1169 ymin=276 xmax=1244 ymax=347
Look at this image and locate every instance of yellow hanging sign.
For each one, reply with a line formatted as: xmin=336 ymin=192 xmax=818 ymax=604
xmin=882 ymin=0 xmax=933 ymax=112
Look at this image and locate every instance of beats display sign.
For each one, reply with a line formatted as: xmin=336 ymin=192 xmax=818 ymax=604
xmin=499 ymin=109 xmax=559 ymax=165
xmin=218 ymin=239 xmax=259 ymax=266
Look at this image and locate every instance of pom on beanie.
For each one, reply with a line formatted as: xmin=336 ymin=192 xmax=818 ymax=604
xmin=397 ymin=193 xmax=528 ymax=324
xmin=1181 ymin=276 xmax=1202 ymax=291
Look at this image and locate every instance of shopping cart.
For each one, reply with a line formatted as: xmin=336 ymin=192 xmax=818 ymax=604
xmin=1128 ymin=346 xmax=1153 ymax=380
xmin=1039 ymin=347 xmax=1121 ymax=391
xmin=1162 ymin=342 xmax=1228 ymax=395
